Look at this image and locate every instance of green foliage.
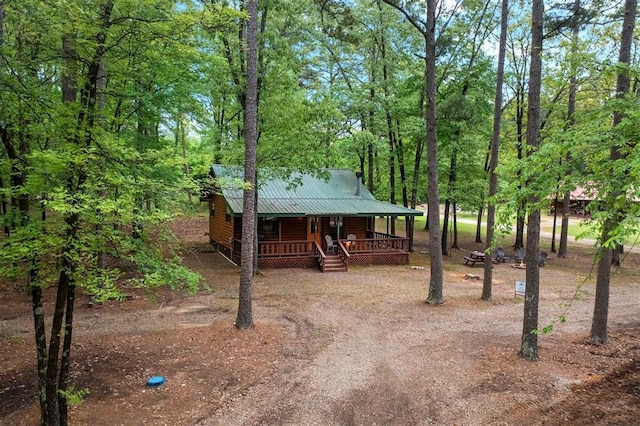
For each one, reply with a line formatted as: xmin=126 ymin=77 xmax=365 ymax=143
xmin=128 ymin=249 xmax=203 ymax=294
xmin=0 ymin=0 xmax=213 ymax=298
xmin=58 ymin=387 xmax=90 ymax=407
xmin=533 ymin=315 xmax=566 ymax=335
xmin=84 ymin=268 xmax=126 ymax=303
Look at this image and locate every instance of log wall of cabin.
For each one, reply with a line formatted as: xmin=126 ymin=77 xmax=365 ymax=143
xmin=343 ymin=217 xmax=368 ymax=239
xmin=280 ymin=217 xmax=307 ymax=241
xmin=209 ymin=195 xmax=234 ymax=250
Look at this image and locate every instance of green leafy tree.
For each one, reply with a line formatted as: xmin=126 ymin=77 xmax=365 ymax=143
xmin=0 ymin=2 xmax=209 ymax=423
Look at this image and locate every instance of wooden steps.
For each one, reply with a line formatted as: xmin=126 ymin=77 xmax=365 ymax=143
xmin=323 ymin=254 xmax=347 ymax=272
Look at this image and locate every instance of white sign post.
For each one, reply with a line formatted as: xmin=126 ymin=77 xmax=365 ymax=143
xmin=515 ymin=280 xmax=526 ymax=297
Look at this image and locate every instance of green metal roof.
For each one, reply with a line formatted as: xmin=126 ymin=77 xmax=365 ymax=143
xmin=211 ymin=165 xmax=424 ymax=217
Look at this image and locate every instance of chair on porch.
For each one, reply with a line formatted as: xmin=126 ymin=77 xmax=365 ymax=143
xmin=346 ymin=234 xmax=356 ymax=251
xmin=325 ymin=235 xmax=336 ymax=253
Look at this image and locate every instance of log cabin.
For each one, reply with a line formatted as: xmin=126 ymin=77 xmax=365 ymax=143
xmin=206 ymin=165 xmax=423 ymax=272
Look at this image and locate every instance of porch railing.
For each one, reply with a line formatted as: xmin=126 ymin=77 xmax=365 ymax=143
xmin=231 ymin=235 xmax=409 ymax=266
xmin=343 ymin=236 xmax=408 ymax=253
xmin=258 ymin=240 xmax=317 ymax=257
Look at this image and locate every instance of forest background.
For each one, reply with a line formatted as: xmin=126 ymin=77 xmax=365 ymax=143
xmin=1 ymin=0 xmax=640 ymax=425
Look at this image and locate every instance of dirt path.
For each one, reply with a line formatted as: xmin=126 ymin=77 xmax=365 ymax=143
xmin=198 ymin=260 xmax=639 ymax=426
xmin=1 ymin=216 xmax=639 ymax=425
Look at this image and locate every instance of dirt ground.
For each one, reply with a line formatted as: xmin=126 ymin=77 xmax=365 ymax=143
xmin=1 ymin=214 xmax=639 ymax=425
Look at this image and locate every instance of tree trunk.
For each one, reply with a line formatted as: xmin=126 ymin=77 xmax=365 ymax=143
xmin=483 ymin=0 xmax=508 ymax=301
xmin=32 ymin=285 xmax=48 ymax=423
xmin=388 ymin=138 xmax=396 ymax=235
xmin=236 ymin=0 xmax=258 ymax=330
xmin=395 ymin=121 xmax=409 ymax=212
xmin=367 ymin=141 xmax=375 ymax=194
xmin=558 ymin=192 xmax=570 ymax=257
xmin=611 ymin=244 xmax=621 ymax=266
xmin=425 ymin=0 xmax=444 ymax=304
xmin=551 ymin=195 xmax=558 ymax=252
xmin=475 ymin=205 xmax=483 ymax=243
xmin=514 ymin=210 xmax=525 ymax=249
xmin=424 ymin=197 xmax=430 ymax=230
xmin=45 ymin=265 xmax=70 ymax=426
xmin=452 ymin=203 xmax=459 ymax=249
xmin=442 ymin=199 xmax=450 ymax=256
xmin=590 ymin=245 xmax=612 ymax=344
xmin=513 ymin=84 xmax=526 ymax=250
xmin=559 ymin=0 xmax=581 ymax=258
xmin=381 ymin=25 xmax=397 ymax=236
xmin=414 ymin=88 xmax=426 ymax=234
xmin=58 ymin=284 xmax=76 ymax=425
xmin=442 ymin=149 xmax=457 ymax=255
xmin=589 ymin=0 xmax=637 ymax=344
xmin=520 ymin=0 xmax=544 ymax=362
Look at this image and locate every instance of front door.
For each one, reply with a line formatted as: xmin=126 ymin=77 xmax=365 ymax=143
xmin=307 ymin=217 xmax=322 ymax=248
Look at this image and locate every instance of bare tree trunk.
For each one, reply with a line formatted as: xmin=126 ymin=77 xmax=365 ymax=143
xmin=612 ymin=243 xmax=621 ymax=266
xmin=590 ymin=245 xmax=612 ymax=343
xmin=452 ymin=203 xmax=459 ymax=249
xmin=381 ymin=22 xmax=397 ymax=235
xmin=520 ymin=0 xmax=544 ymax=362
xmin=558 ymin=192 xmax=570 ymax=257
xmin=425 ymin=0 xmax=444 ymax=304
xmin=442 ymin=199 xmax=450 ymax=256
xmin=236 ymin=0 xmax=258 ymax=330
xmin=58 ymin=283 xmax=76 ymax=425
xmin=45 ymin=264 xmax=69 ymax=426
xmin=475 ymin=204 xmax=483 ymax=243
xmin=482 ymin=0 xmax=508 ymax=301
xmin=551 ymin=195 xmax=558 ymax=252
xmin=388 ymin=138 xmax=396 ymax=234
xmin=513 ymin=86 xmax=526 ymax=250
xmin=590 ymin=0 xmax=637 ymax=344
xmin=32 ymin=285 xmax=48 ymax=423
xmin=441 ymin=151 xmax=457 ymax=255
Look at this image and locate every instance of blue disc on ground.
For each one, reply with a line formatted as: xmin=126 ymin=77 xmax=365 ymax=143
xmin=147 ymin=376 xmax=165 ymax=387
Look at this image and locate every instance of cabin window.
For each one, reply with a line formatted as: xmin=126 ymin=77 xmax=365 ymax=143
xmin=225 ymin=205 xmax=232 ymax=222
xmin=260 ymin=217 xmax=278 ymax=239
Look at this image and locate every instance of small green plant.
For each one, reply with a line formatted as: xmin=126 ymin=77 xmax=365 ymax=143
xmin=58 ymin=387 xmax=90 ymax=407
xmin=533 ymin=315 xmax=566 ymax=335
